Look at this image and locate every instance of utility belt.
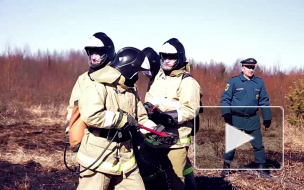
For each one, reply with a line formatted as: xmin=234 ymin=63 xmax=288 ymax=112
xmin=88 ymin=128 xmax=132 ymax=142
xmin=232 ymin=112 xmax=257 ymax=119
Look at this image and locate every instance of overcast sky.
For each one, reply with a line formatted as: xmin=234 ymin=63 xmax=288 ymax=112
xmin=1 ymin=0 xmax=303 ymax=71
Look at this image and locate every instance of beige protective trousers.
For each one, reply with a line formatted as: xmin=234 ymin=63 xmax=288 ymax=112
xmin=77 ymin=167 xmax=145 ymax=190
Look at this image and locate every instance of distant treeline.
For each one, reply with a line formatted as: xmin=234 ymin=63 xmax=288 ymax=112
xmin=0 ymin=48 xmax=303 ymax=115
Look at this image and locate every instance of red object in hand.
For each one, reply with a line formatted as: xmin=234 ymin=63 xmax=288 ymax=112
xmin=151 ymin=106 xmax=158 ymax=112
xmin=138 ymin=124 xmax=169 ymax=137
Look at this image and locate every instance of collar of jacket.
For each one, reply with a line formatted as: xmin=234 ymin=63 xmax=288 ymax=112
xmin=90 ymin=65 xmax=121 ymax=84
xmin=116 ymin=75 xmax=132 ymax=92
xmin=159 ymin=68 xmax=186 ymax=77
xmin=90 ymin=65 xmax=132 ymax=92
xmin=239 ymin=73 xmax=258 ymax=83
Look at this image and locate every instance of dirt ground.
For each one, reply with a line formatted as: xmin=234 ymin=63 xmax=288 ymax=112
xmin=0 ymin=122 xmax=78 ymax=190
xmin=0 ymin=120 xmax=303 ymax=190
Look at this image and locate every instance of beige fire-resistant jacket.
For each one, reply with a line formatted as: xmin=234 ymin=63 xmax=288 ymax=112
xmin=66 ymin=67 xmax=112 ymax=121
xmin=76 ymin=66 xmax=156 ymax=175
xmin=145 ymin=69 xmax=201 ymax=149
xmin=66 ymin=72 xmax=92 ymax=121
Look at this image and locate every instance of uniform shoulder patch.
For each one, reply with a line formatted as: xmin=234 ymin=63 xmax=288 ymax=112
xmin=225 ymin=83 xmax=230 ymax=91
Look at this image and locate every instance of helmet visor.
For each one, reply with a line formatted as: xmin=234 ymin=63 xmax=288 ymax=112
xmin=90 ymin=53 xmax=106 ymax=63
xmin=88 ymin=50 xmax=108 ymax=68
xmin=160 ymin=53 xmax=178 ymax=71
xmin=160 ymin=53 xmax=178 ymax=61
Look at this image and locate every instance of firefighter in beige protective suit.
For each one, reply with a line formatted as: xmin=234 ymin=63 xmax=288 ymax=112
xmin=66 ymin=32 xmax=115 ymax=135
xmin=139 ymin=39 xmax=201 ymax=190
xmin=140 ymin=47 xmax=198 ymax=190
xmin=76 ymin=47 xmax=157 ymax=190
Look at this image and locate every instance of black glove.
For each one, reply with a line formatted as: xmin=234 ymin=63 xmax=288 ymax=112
xmin=158 ymin=134 xmax=178 ymax=145
xmin=263 ymin=120 xmax=271 ymax=128
xmin=143 ymin=102 xmax=154 ymax=115
xmin=116 ymin=110 xmax=138 ymax=131
xmin=144 ymin=102 xmax=178 ymax=127
xmin=143 ymin=102 xmax=162 ymax=122
xmin=150 ymin=132 xmax=178 ymax=145
xmin=223 ymin=113 xmax=232 ymax=126
xmin=148 ymin=124 xmax=165 ymax=140
xmin=122 ymin=114 xmax=138 ymax=131
xmin=159 ymin=110 xmax=178 ymax=127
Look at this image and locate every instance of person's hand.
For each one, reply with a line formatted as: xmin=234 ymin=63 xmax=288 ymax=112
xmin=143 ymin=102 xmax=162 ymax=122
xmin=159 ymin=111 xmax=178 ymax=126
xmin=263 ymin=120 xmax=271 ymax=128
xmin=158 ymin=135 xmax=178 ymax=145
xmin=143 ymin=102 xmax=156 ymax=115
xmin=117 ymin=113 xmax=138 ymax=131
xmin=223 ymin=113 xmax=232 ymax=126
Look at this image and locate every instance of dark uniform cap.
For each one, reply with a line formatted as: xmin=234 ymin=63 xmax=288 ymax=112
xmin=240 ymin=58 xmax=257 ymax=65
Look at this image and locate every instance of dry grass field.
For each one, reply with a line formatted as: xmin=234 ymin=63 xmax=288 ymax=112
xmin=0 ymin=106 xmax=303 ymax=189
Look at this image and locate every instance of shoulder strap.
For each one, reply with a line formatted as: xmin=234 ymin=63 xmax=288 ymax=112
xmin=181 ymin=72 xmax=203 ymax=113
xmin=182 ymin=72 xmax=192 ymax=79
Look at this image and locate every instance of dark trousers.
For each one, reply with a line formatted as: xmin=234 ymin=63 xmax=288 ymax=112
xmin=224 ymin=128 xmax=266 ymax=164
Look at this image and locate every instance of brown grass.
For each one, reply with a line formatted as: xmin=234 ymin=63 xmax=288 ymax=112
xmin=0 ymin=104 xmax=303 ymax=189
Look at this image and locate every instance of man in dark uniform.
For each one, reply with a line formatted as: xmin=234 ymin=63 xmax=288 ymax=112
xmin=220 ymin=58 xmax=272 ymax=178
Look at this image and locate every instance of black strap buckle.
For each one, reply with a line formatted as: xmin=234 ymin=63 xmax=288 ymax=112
xmin=244 ymin=114 xmax=249 ymax=119
xmin=107 ymin=130 xmax=131 ymax=142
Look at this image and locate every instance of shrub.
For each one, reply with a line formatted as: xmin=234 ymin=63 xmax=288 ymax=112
xmin=285 ymin=74 xmax=304 ymax=126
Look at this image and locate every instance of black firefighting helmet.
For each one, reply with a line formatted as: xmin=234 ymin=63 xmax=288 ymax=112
xmin=84 ymin=32 xmax=115 ymax=69
xmin=159 ymin=38 xmax=186 ymax=70
xmin=109 ymin=47 xmax=150 ymax=80
xmin=142 ymin=47 xmax=160 ymax=78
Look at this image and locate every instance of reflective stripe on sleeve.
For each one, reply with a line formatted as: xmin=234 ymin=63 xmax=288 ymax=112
xmin=104 ymin=111 xmax=115 ymax=129
xmin=177 ymin=109 xmax=183 ymax=123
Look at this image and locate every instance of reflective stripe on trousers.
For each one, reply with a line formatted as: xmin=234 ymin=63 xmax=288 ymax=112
xmin=183 ymin=166 xmax=193 ymax=176
xmin=77 ymin=151 xmax=136 ymax=172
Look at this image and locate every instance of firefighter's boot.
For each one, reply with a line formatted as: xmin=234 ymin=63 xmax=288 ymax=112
xmin=257 ymin=163 xmax=271 ymax=178
xmin=220 ymin=162 xmax=231 ymax=177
